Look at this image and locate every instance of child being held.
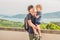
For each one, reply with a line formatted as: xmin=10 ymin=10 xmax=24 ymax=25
xmin=33 ymin=4 xmax=42 ymax=39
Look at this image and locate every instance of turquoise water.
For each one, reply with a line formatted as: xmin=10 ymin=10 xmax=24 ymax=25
xmin=0 ymin=17 xmax=60 ymax=23
xmin=0 ymin=13 xmax=60 ymax=23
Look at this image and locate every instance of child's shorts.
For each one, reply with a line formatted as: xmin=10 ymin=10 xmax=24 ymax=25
xmin=35 ymin=22 xmax=41 ymax=25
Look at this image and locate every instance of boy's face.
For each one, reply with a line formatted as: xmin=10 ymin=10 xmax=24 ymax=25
xmin=36 ymin=7 xmax=41 ymax=12
xmin=29 ymin=8 xmax=35 ymax=13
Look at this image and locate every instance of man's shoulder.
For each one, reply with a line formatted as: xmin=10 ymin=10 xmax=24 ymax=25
xmin=25 ymin=13 xmax=31 ymax=20
xmin=28 ymin=13 xmax=33 ymax=18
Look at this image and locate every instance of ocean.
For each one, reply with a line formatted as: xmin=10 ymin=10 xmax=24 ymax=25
xmin=0 ymin=17 xmax=60 ymax=23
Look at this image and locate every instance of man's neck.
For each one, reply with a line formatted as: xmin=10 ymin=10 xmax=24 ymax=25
xmin=29 ymin=12 xmax=34 ymax=16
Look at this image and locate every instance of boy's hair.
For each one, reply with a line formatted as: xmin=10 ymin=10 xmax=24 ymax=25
xmin=36 ymin=4 xmax=42 ymax=10
xmin=28 ymin=5 xmax=33 ymax=12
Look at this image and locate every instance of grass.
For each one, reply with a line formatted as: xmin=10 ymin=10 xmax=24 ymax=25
xmin=0 ymin=19 xmax=24 ymax=28
xmin=0 ymin=18 xmax=60 ymax=30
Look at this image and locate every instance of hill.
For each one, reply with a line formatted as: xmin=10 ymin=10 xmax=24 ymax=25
xmin=0 ymin=11 xmax=60 ymax=18
xmin=42 ymin=11 xmax=60 ymax=18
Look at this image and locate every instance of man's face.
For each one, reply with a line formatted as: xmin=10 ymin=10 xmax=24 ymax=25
xmin=29 ymin=8 xmax=35 ymax=13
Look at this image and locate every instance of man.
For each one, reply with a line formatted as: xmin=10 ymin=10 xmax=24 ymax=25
xmin=27 ymin=5 xmax=38 ymax=40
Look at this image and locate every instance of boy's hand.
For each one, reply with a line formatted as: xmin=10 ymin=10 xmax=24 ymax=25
xmin=36 ymin=16 xmax=39 ymax=18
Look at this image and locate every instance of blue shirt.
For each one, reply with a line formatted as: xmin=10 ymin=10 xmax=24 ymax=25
xmin=35 ymin=12 xmax=41 ymax=25
xmin=27 ymin=13 xmax=35 ymax=34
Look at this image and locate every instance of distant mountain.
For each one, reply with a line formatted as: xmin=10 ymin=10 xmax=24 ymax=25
xmin=0 ymin=15 xmax=11 ymax=18
xmin=12 ymin=11 xmax=60 ymax=18
xmin=42 ymin=11 xmax=60 ymax=18
xmin=12 ymin=14 xmax=27 ymax=18
xmin=0 ymin=11 xmax=60 ymax=18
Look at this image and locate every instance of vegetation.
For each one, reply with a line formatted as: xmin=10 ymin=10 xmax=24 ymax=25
xmin=40 ymin=22 xmax=60 ymax=30
xmin=0 ymin=18 xmax=60 ymax=30
xmin=0 ymin=19 xmax=24 ymax=28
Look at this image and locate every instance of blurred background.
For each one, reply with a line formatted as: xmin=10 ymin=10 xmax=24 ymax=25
xmin=0 ymin=0 xmax=60 ymax=30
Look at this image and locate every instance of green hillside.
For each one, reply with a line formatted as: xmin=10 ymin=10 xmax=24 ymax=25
xmin=0 ymin=18 xmax=60 ymax=30
xmin=0 ymin=19 xmax=24 ymax=28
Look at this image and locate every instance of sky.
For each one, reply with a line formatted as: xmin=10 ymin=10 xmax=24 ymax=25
xmin=0 ymin=0 xmax=60 ymax=16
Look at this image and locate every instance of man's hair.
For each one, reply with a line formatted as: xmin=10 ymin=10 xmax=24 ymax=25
xmin=28 ymin=5 xmax=33 ymax=12
xmin=36 ymin=4 xmax=42 ymax=10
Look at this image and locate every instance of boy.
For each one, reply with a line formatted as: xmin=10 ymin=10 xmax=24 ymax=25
xmin=33 ymin=4 xmax=42 ymax=40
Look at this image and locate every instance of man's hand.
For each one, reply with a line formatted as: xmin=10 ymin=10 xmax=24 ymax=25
xmin=32 ymin=25 xmax=36 ymax=29
xmin=33 ymin=25 xmax=39 ymax=30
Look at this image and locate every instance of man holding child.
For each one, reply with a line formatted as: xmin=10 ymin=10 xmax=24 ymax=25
xmin=25 ymin=4 xmax=42 ymax=40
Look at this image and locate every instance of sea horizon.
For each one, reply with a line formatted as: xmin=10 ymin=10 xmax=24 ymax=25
xmin=0 ymin=17 xmax=60 ymax=23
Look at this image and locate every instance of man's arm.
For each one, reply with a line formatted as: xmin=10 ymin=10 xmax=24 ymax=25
xmin=28 ymin=20 xmax=36 ymax=28
xmin=27 ymin=14 xmax=36 ymax=28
